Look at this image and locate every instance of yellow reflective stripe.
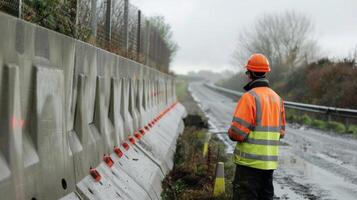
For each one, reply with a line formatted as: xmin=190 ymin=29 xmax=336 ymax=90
xmin=237 ymin=143 xmax=279 ymax=156
xmin=248 ymin=131 xmax=280 ymax=140
xmin=234 ymin=156 xmax=278 ymax=170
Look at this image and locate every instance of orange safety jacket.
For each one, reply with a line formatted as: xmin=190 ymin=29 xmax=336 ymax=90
xmin=228 ymin=80 xmax=285 ymax=170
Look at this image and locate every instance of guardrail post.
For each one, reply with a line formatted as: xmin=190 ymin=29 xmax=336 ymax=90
xmin=345 ymin=118 xmax=350 ymax=131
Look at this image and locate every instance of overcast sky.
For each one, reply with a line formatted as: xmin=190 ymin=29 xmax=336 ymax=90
xmin=131 ymin=0 xmax=357 ymax=74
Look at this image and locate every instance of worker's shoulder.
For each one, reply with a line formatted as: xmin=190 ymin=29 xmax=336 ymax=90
xmin=251 ymin=87 xmax=281 ymax=97
xmin=241 ymin=91 xmax=253 ymax=98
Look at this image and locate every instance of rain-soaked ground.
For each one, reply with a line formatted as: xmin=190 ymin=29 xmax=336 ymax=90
xmin=188 ymin=81 xmax=357 ymax=200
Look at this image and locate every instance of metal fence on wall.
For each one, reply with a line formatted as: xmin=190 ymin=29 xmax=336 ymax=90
xmin=0 ymin=0 xmax=172 ymax=73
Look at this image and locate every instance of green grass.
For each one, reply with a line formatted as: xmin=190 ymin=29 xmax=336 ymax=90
xmin=311 ymin=119 xmax=328 ymax=130
xmin=327 ymin=121 xmax=346 ymax=133
xmin=176 ymin=79 xmax=188 ymax=102
xmin=162 ymin=125 xmax=236 ymax=199
xmin=301 ymin=114 xmax=312 ymax=126
xmin=285 ymin=109 xmax=355 ymax=134
xmin=348 ymin=125 xmax=357 ymax=136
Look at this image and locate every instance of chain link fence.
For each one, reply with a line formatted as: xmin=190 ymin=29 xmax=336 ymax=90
xmin=0 ymin=0 xmax=173 ymax=73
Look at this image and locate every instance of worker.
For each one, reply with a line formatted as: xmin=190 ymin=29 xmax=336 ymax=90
xmin=228 ymin=53 xmax=285 ymax=200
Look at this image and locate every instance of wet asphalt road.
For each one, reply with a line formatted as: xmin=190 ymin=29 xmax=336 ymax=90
xmin=189 ymin=82 xmax=357 ymax=200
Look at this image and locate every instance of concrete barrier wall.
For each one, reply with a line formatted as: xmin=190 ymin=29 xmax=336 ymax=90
xmin=0 ymin=12 xmax=186 ymax=200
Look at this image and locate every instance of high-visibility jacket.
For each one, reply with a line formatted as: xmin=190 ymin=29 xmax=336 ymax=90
xmin=228 ymin=86 xmax=285 ymax=170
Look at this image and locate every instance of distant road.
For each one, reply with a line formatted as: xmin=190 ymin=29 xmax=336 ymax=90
xmin=189 ymin=81 xmax=357 ymax=200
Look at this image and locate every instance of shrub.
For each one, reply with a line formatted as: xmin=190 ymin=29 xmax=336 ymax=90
xmin=347 ymin=125 xmax=357 ymax=135
xmin=311 ymin=119 xmax=327 ymax=129
xmin=327 ymin=121 xmax=346 ymax=133
xmin=290 ymin=115 xmax=300 ymax=123
xmin=301 ymin=114 xmax=312 ymax=126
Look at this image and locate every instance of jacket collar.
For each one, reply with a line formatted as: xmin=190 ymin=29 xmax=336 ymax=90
xmin=243 ymin=78 xmax=270 ymax=91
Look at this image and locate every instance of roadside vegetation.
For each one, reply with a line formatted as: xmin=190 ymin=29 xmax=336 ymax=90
xmin=162 ymin=77 xmax=235 ymax=199
xmin=219 ymin=10 xmax=357 ymax=133
xmin=175 ymin=76 xmax=189 ymax=102
xmin=161 ymin=122 xmax=236 ymax=200
xmin=285 ymin=109 xmax=357 ymax=137
xmin=221 ymin=10 xmax=357 ymax=110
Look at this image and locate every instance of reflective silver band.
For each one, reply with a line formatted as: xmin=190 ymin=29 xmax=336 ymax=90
xmin=246 ymin=138 xmax=280 ymax=146
xmin=236 ymin=149 xmax=278 ymax=161
xmin=254 ymin=126 xmax=280 ymax=132
xmin=249 ymin=90 xmax=262 ymax=126
xmin=232 ymin=117 xmax=253 ymax=130
xmin=230 ymin=125 xmax=248 ymax=139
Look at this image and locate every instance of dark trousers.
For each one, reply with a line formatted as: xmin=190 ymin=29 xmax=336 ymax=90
xmin=232 ymin=165 xmax=274 ymax=200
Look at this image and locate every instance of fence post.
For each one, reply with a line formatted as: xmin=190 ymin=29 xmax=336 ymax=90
xmin=123 ymin=0 xmax=129 ymax=56
xmin=18 ymin=0 xmax=22 ymax=18
xmin=145 ymin=21 xmax=151 ymax=66
xmin=137 ymin=10 xmax=141 ymax=62
xmin=105 ymin=0 xmax=112 ymax=49
xmin=90 ymin=0 xmax=98 ymax=37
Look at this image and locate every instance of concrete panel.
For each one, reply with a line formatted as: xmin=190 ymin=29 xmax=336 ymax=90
xmin=120 ymin=77 xmax=134 ymax=136
xmin=109 ymin=78 xmax=126 ymax=145
xmin=129 ymin=78 xmax=140 ymax=131
xmin=0 ymin=64 xmax=24 ymax=200
xmin=111 ymin=145 xmax=163 ymax=199
xmin=0 ymin=12 xmax=187 ymax=200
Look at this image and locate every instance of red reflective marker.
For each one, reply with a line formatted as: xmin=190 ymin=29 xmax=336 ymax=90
xmin=89 ymin=167 xmax=101 ymax=182
xmin=139 ymin=129 xmax=145 ymax=135
xmin=134 ymin=133 xmax=142 ymax=140
xmin=114 ymin=147 xmax=124 ymax=158
xmin=103 ymin=154 xmax=114 ymax=168
xmin=128 ymin=136 xmax=136 ymax=145
xmin=122 ymin=142 xmax=130 ymax=151
xmin=11 ymin=117 xmax=24 ymax=129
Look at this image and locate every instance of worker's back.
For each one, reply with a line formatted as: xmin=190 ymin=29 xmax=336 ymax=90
xmin=229 ymin=85 xmax=285 ymax=170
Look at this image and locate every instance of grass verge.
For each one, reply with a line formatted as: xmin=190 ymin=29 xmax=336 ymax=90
xmin=161 ymin=118 xmax=236 ymax=200
xmin=285 ymin=110 xmax=357 ymax=137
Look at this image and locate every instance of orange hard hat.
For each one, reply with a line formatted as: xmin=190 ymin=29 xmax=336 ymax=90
xmin=245 ymin=53 xmax=271 ymax=72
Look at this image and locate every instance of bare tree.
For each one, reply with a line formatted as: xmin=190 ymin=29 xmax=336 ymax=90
xmin=232 ymin=11 xmax=319 ymax=74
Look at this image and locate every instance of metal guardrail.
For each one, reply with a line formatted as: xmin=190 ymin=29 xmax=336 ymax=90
xmin=205 ymin=83 xmax=357 ymax=119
